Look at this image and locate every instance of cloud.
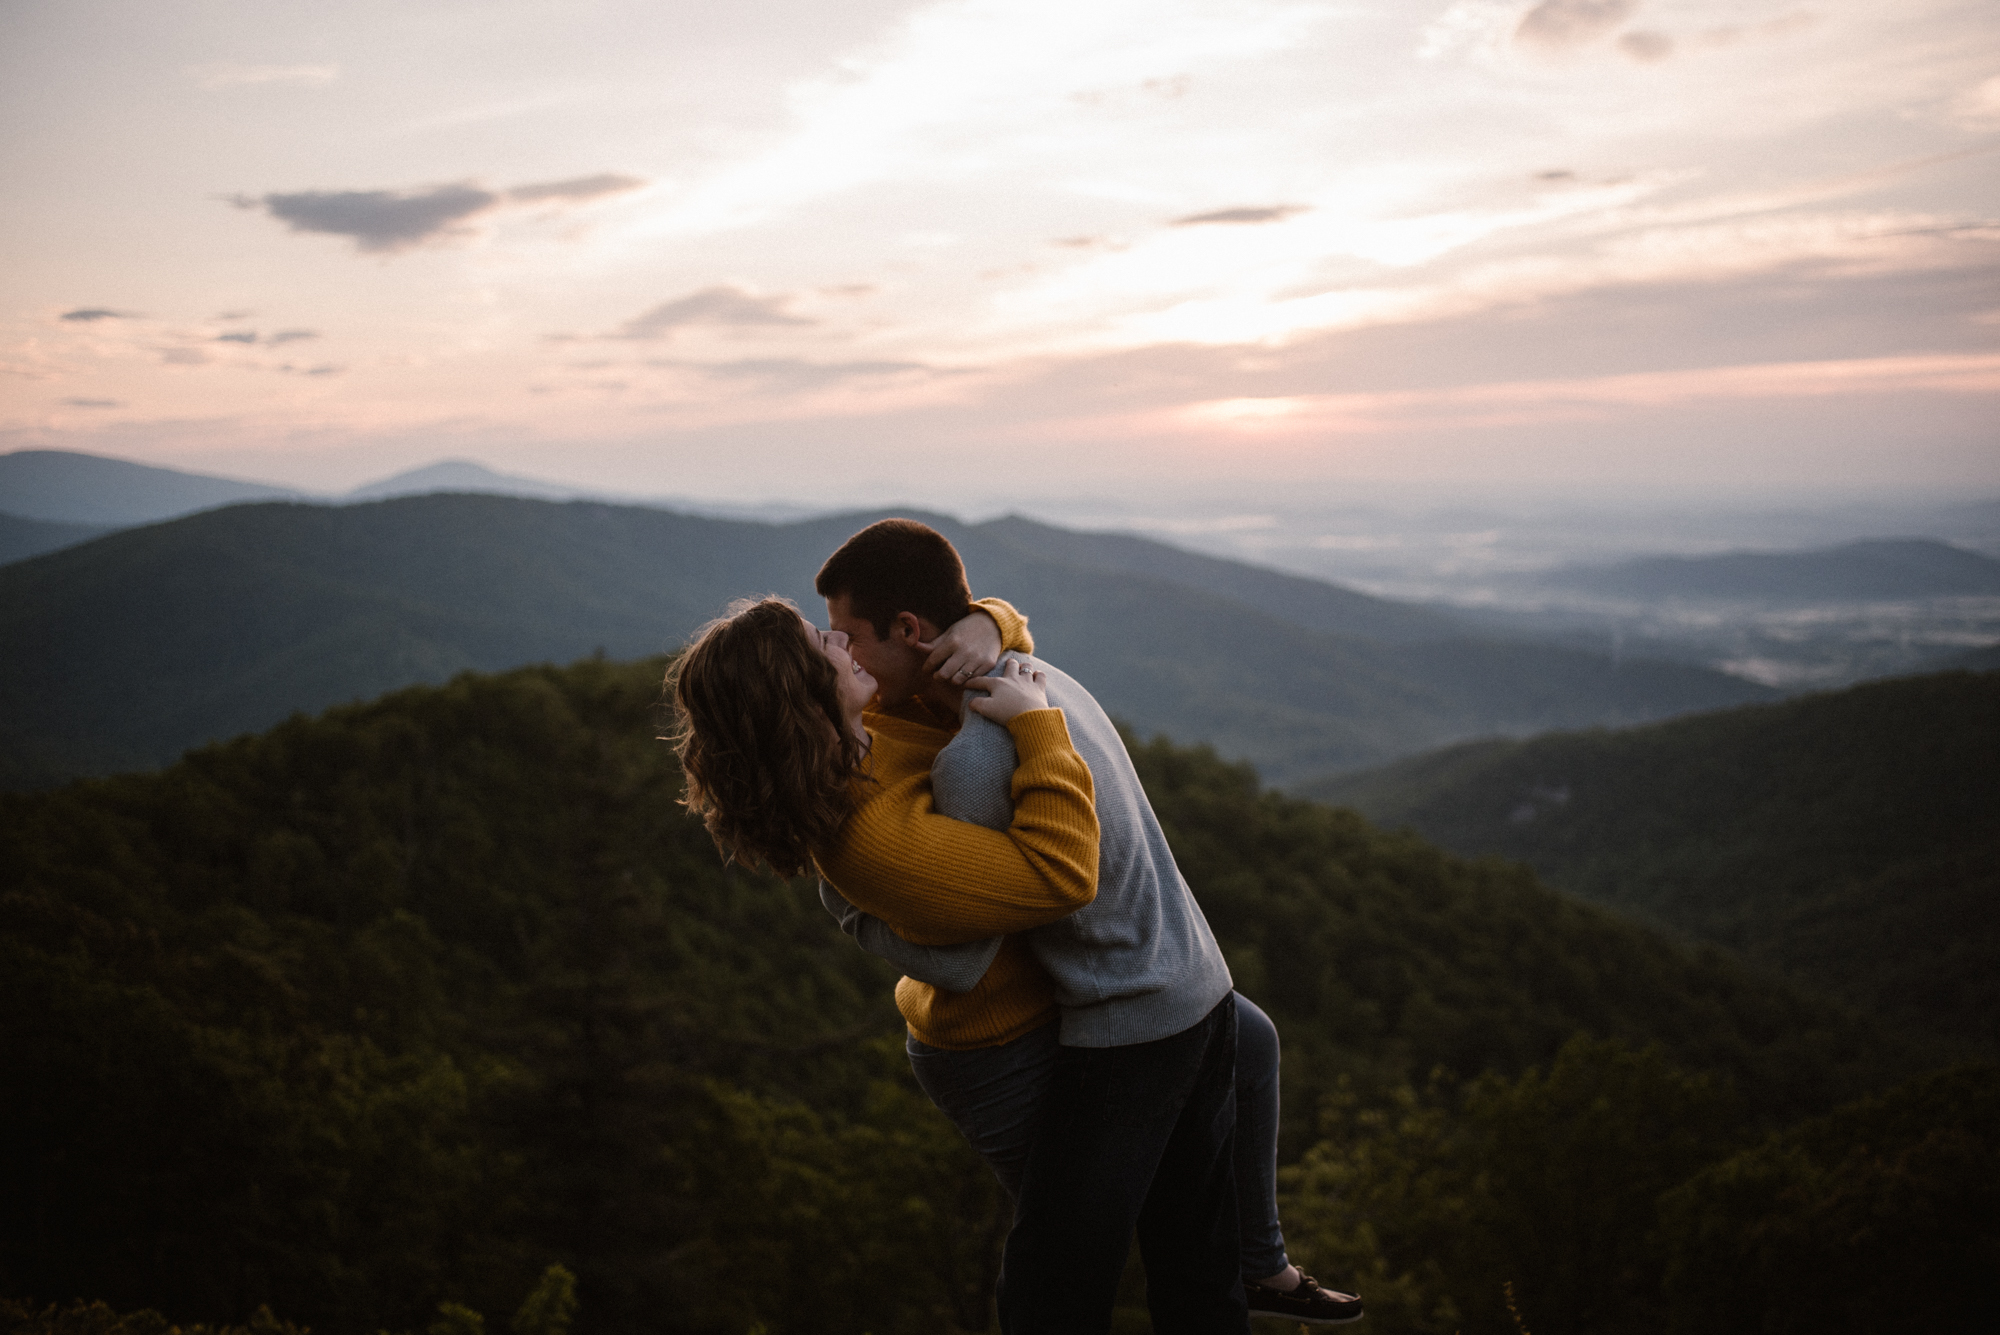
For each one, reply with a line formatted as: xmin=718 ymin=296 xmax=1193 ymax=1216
xmin=1171 ymin=205 xmax=1311 ymax=226
xmin=61 ymin=308 xmax=133 ymax=321
xmin=1169 ymin=353 xmax=2000 ymax=437
xmin=61 ymin=398 xmax=122 ymax=408
xmin=231 ymin=172 xmax=650 ymax=252
xmin=506 ymin=174 xmax=647 ymax=205
xmin=614 ymin=287 xmax=816 ymax=339
xmin=630 ymin=0 xmax=1332 ymax=238
xmin=1514 ymin=0 xmax=1638 ymax=52
xmin=211 ymin=328 xmax=320 ymax=346
xmin=1617 ymin=30 xmax=1673 ymax=62
xmin=160 ymin=348 xmax=209 ymax=365
xmin=235 ymin=184 xmax=500 ymax=252
xmin=188 ymin=63 xmax=339 ymax=91
xmin=1696 ymin=13 xmax=1817 ymax=49
xmin=655 ymin=357 xmax=935 ymax=389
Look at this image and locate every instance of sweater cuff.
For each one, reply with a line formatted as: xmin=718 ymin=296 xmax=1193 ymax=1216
xmin=974 ymin=597 xmax=1034 ymax=655
xmin=1004 ymin=707 xmax=1071 ymax=756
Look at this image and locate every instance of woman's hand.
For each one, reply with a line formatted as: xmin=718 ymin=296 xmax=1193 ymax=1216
xmin=964 ymin=658 xmax=1049 ymax=724
xmin=918 ymin=609 xmax=1003 ymax=687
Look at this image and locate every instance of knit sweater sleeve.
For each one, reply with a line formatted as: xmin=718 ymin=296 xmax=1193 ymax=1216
xmin=817 ymin=708 xmax=1097 ymax=944
xmin=973 ymin=597 xmax=1034 ymax=655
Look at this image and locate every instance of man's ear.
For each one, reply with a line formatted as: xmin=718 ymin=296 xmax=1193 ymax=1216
xmin=891 ymin=611 xmax=925 ymax=646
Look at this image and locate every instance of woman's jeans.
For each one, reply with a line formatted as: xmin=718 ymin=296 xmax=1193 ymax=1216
xmin=906 ymin=990 xmax=1290 ymax=1282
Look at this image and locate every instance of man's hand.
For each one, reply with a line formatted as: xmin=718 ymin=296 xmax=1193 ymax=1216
xmin=918 ymin=608 xmax=1003 ymax=686
xmin=963 ymin=658 xmax=1049 ymax=724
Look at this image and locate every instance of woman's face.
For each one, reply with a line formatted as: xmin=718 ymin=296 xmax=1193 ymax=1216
xmin=808 ymin=618 xmax=877 ymax=718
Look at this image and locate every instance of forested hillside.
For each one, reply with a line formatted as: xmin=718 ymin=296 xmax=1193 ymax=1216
xmin=1302 ymin=670 xmax=2000 ymax=1051
xmin=0 ymin=494 xmax=1769 ymax=790
xmin=0 ymin=513 xmax=113 ymax=565
xmin=4 ymin=655 xmax=1976 ymax=1335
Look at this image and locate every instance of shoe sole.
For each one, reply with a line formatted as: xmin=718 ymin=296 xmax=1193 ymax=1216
xmin=1248 ymin=1310 xmax=1363 ymax=1325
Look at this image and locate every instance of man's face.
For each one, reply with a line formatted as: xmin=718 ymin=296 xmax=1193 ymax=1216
xmin=825 ymin=592 xmax=924 ymax=705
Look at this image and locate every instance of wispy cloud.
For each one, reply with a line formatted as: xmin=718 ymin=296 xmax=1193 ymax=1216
xmin=1514 ymin=0 xmax=1639 ymax=52
xmin=614 ymin=287 xmax=815 ymax=339
xmin=1696 ymin=13 xmax=1818 ymax=49
xmin=506 ymin=174 xmax=648 ymax=205
xmin=230 ymin=174 xmax=647 ymax=253
xmin=1171 ymin=353 xmax=2000 ymax=436
xmin=61 ymin=308 xmax=135 ymax=321
xmin=1616 ymin=30 xmax=1674 ymax=62
xmin=61 ymin=397 xmax=122 ymax=408
xmin=646 ymin=357 xmax=936 ymax=390
xmin=631 ymin=0 xmax=1334 ymax=237
xmin=209 ymin=327 xmax=319 ymax=347
xmin=1171 ymin=205 xmax=1311 ymax=226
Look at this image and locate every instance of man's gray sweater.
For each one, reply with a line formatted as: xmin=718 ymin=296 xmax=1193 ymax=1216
xmin=822 ymin=651 xmax=1233 ymax=1048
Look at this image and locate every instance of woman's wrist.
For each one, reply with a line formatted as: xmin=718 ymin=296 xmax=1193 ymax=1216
xmin=1004 ymin=707 xmax=1069 ymax=748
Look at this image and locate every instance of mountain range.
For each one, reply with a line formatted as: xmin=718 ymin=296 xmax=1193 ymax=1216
xmin=1301 ymin=669 xmax=2000 ymax=1052
xmin=0 ymin=449 xmax=813 ymax=560
xmin=5 ymin=446 xmax=1992 ymax=1331
xmin=0 ymin=492 xmax=1773 ymax=790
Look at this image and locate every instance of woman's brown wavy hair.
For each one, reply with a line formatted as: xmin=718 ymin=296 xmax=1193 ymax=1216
xmin=666 ymin=596 xmax=869 ymax=878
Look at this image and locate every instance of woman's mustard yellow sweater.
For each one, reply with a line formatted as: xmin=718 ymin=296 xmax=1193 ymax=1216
xmin=813 ymin=602 xmax=1100 ymax=1050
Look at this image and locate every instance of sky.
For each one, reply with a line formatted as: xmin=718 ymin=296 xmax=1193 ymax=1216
xmin=2 ymin=0 xmax=1996 ymax=510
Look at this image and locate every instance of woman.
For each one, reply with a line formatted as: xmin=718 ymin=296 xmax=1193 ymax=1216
xmin=669 ymin=597 xmax=1360 ymax=1325
xmin=671 ymin=596 xmax=1100 ymax=1059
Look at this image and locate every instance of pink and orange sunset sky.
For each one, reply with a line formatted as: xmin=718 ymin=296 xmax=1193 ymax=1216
xmin=3 ymin=0 xmax=1996 ymax=511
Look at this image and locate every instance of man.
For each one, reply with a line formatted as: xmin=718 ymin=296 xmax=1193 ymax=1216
xmin=811 ymin=519 xmax=1247 ymax=1334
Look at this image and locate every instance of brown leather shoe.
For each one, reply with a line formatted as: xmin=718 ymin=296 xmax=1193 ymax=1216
xmin=1244 ymin=1272 xmax=1364 ymax=1325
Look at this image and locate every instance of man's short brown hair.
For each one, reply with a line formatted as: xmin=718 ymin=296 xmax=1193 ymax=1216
xmin=815 ymin=518 xmax=973 ymax=639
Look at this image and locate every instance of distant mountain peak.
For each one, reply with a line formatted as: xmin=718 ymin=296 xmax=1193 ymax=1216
xmin=0 ymin=447 xmax=301 ymax=526
xmin=343 ymin=459 xmax=585 ymax=502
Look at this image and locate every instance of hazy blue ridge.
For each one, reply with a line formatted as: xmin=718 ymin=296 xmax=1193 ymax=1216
xmin=1536 ymin=537 xmax=2000 ymax=601
xmin=0 ymin=511 xmax=115 ymax=565
xmin=1297 ymin=669 xmax=2000 ymax=1051
xmin=0 ymin=449 xmax=303 ymax=526
xmin=0 ymin=494 xmax=1772 ymax=791
xmin=972 ymin=513 xmax=1465 ymax=643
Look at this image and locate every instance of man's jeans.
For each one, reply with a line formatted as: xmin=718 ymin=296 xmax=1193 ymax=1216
xmin=995 ymin=993 xmax=1246 ymax=1334
xmin=907 ymin=993 xmax=1289 ymax=1284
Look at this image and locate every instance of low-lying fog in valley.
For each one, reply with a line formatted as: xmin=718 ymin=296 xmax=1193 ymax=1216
xmin=1024 ymin=492 xmax=2000 ymax=687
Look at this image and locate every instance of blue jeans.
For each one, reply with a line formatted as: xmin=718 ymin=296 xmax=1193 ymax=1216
xmin=906 ymin=991 xmax=1290 ymax=1281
